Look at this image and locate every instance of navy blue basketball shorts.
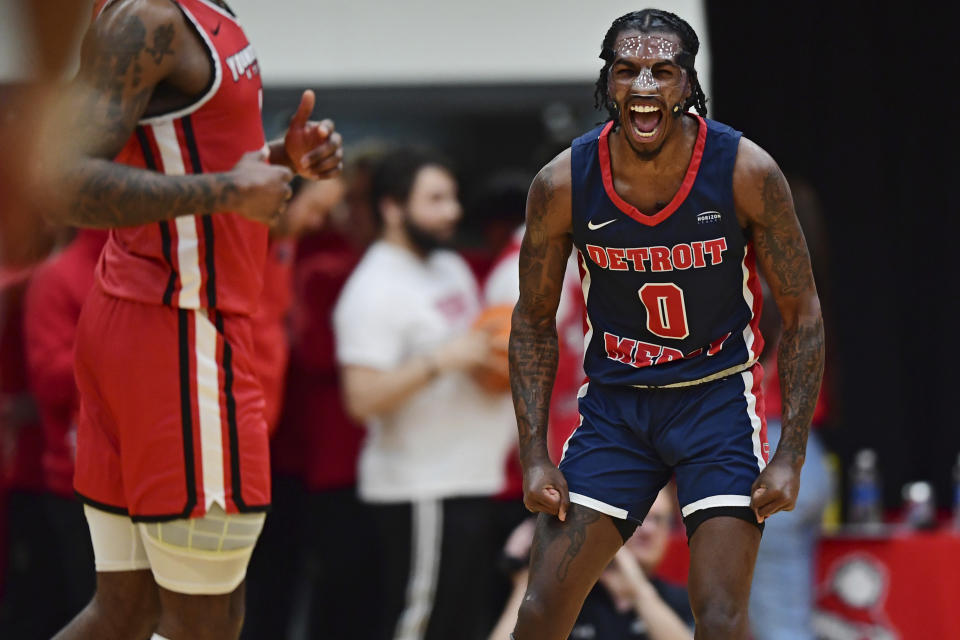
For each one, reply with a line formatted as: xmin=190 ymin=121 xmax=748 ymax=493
xmin=558 ymin=363 xmax=769 ymax=540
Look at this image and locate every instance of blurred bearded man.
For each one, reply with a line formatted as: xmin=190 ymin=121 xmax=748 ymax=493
xmin=333 ymin=148 xmax=518 ymax=640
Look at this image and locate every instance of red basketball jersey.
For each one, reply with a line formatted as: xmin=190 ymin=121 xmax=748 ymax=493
xmin=94 ymin=0 xmax=268 ymax=315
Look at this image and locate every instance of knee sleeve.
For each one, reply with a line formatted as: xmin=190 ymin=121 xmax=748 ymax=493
xmin=138 ymin=505 xmax=265 ymax=595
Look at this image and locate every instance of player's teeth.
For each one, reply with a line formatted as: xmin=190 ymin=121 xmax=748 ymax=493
xmin=630 ymin=105 xmax=659 ymax=113
xmin=633 ymin=126 xmax=658 ymax=138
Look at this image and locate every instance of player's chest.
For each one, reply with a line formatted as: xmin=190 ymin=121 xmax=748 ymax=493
xmin=611 ymin=171 xmax=687 ymax=214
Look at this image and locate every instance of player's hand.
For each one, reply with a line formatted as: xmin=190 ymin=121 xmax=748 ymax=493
xmin=434 ymin=330 xmax=491 ymax=374
xmin=284 ymin=89 xmax=343 ymax=180
xmin=522 ymin=458 xmax=571 ymax=521
xmin=601 ymin=548 xmax=654 ymax=603
xmin=750 ymin=456 xmax=802 ymax=523
xmin=229 ymin=150 xmax=294 ymax=225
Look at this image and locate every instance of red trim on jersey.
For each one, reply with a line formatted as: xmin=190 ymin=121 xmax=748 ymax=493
xmin=138 ymin=126 xmax=164 ymax=172
xmin=597 ymin=115 xmax=707 ymax=227
xmin=750 ymin=363 xmax=769 ymax=464
xmin=744 ymin=244 xmax=765 ymax=360
xmin=576 ymin=251 xmax=590 ymax=338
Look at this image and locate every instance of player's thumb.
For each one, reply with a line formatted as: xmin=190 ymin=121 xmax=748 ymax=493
xmin=290 ymin=89 xmax=315 ymax=128
xmin=750 ymin=486 xmax=767 ymax=523
xmin=557 ymin=483 xmax=571 ymax=522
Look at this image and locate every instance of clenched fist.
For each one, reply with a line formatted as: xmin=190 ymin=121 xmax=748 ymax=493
xmin=228 ymin=149 xmax=294 ymax=225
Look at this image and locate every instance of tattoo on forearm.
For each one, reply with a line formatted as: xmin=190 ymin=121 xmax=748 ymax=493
xmin=754 ymin=171 xmax=814 ymax=298
xmin=776 ymin=318 xmax=824 ymax=465
xmin=509 ymin=173 xmax=569 ymax=463
xmin=67 ymin=162 xmax=237 ymax=228
xmin=751 ymin=168 xmax=825 ymax=465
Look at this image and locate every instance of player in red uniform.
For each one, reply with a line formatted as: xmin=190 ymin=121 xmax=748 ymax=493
xmin=43 ymin=1 xmax=343 ymax=638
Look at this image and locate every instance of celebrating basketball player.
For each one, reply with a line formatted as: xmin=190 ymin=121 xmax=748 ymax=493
xmin=44 ymin=1 xmax=342 ymax=639
xmin=508 ymin=9 xmax=823 ymax=639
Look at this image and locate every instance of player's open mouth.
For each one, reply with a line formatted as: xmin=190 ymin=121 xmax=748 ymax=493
xmin=629 ymin=104 xmax=662 ymax=140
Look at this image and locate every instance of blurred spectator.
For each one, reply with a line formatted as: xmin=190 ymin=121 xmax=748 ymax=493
xmin=461 ymin=171 xmax=530 ymax=282
xmin=0 ymin=265 xmax=60 ymax=637
xmin=489 ymin=488 xmax=694 ymax=640
xmin=244 ymin=155 xmax=378 ymax=640
xmin=334 ymin=147 xmax=516 ymax=640
xmin=253 ymin=176 xmax=346 ymax=437
xmin=19 ymin=229 xmax=105 ymax=630
xmin=749 ymin=176 xmax=835 ymax=640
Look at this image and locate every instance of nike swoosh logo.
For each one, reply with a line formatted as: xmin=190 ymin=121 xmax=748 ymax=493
xmin=212 ymin=22 xmax=222 ymax=36
xmin=587 ymin=219 xmax=617 ymax=230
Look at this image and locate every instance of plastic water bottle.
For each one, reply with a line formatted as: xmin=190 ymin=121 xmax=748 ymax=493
xmin=952 ymin=454 xmax=960 ymax=531
xmin=901 ymin=481 xmax=935 ymax=529
xmin=848 ymin=448 xmax=883 ymax=529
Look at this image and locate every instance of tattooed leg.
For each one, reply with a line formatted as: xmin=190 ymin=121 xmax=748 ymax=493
xmin=513 ymin=505 xmax=623 ymax=640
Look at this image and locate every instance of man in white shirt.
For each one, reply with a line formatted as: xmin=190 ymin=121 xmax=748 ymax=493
xmin=334 ymin=148 xmax=516 ymax=640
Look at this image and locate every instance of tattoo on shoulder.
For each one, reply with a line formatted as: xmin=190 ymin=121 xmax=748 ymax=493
xmin=145 ymin=23 xmax=175 ymax=65
xmin=754 ymin=169 xmax=814 ymax=298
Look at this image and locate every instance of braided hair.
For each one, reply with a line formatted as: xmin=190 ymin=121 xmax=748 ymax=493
xmin=593 ymin=9 xmax=708 ymax=121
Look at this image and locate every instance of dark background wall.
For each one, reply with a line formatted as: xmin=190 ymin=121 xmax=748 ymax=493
xmin=708 ymin=1 xmax=960 ymax=511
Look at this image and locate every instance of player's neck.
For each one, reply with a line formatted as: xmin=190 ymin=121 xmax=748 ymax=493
xmin=610 ymin=114 xmax=697 ymax=174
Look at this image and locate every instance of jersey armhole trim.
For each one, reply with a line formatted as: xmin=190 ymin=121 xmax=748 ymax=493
xmin=138 ymin=3 xmax=222 ymax=125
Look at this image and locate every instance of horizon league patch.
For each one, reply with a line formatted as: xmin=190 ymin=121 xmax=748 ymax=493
xmin=696 ymin=210 xmax=722 ymax=224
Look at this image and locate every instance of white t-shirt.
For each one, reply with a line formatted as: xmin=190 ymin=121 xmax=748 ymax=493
xmin=333 ymin=241 xmax=516 ymax=503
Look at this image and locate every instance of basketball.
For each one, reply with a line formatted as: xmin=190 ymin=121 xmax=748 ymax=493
xmin=471 ymin=304 xmax=512 ymax=392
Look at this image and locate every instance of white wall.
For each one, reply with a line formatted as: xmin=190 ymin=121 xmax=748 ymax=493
xmin=232 ymin=0 xmax=710 ymax=93
xmin=0 ymin=1 xmax=32 ymax=80
xmin=2 ymin=0 xmax=710 ymax=95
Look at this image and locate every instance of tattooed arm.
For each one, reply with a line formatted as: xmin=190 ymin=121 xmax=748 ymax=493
xmin=46 ymin=0 xmax=291 ymax=228
xmin=509 ymin=150 xmax=574 ymax=521
xmin=734 ymin=137 xmax=825 ymax=522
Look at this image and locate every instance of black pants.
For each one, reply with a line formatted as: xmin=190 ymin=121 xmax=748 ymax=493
xmin=243 ymin=477 xmax=383 ymax=640
xmin=372 ymin=496 xmax=527 ymax=640
xmin=0 ymin=491 xmax=95 ymax=640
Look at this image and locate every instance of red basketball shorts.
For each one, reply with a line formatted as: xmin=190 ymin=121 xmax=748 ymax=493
xmin=74 ymin=283 xmax=270 ymax=521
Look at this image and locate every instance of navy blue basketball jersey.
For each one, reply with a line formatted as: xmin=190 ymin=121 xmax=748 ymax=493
xmin=571 ymin=116 xmax=763 ymax=387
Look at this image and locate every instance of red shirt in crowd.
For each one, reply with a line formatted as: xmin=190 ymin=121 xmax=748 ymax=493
xmin=252 ymin=238 xmax=295 ymax=437
xmin=23 ymin=230 xmax=108 ymax=497
xmin=1 ymin=267 xmax=44 ymax=494
xmin=270 ymin=230 xmax=366 ymax=490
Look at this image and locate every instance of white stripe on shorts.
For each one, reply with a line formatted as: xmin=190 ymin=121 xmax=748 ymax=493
xmin=195 ymin=310 xmax=225 ymax=510
xmin=394 ymin=499 xmax=442 ymax=640
xmin=740 ymin=368 xmax=767 ymax=472
xmin=568 ymin=492 xmax=629 ymax=520
xmin=680 ymin=494 xmax=752 ymax=518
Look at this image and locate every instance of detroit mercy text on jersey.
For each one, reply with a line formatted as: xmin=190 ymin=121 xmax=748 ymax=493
xmin=571 ymin=116 xmax=763 ymax=387
xmin=95 ymin=0 xmax=267 ymax=315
